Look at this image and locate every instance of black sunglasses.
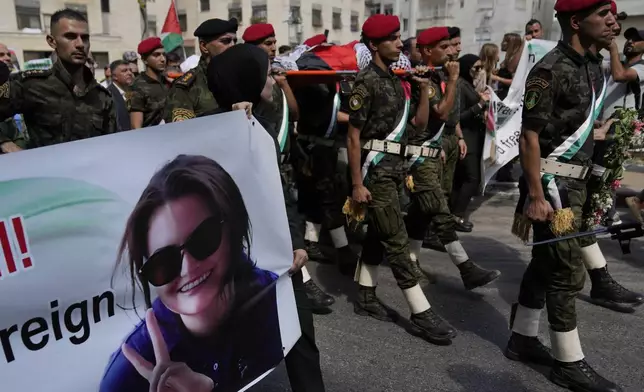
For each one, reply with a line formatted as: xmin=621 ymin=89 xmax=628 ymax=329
xmin=139 ymin=216 xmax=225 ymax=287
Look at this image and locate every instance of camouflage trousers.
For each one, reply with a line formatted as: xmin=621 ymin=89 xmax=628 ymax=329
xmin=518 ymin=179 xmax=588 ymax=332
xmin=362 ymin=164 xmax=418 ymax=290
xmin=405 ymin=157 xmax=458 ymax=244
xmin=294 ymin=142 xmax=345 ymax=230
xmin=441 ymin=133 xmax=460 ymax=198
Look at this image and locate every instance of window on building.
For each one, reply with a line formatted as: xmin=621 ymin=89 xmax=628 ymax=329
xmin=101 ymin=0 xmax=110 ymax=13
xmin=403 ymin=18 xmax=408 ymax=32
xmin=332 ymin=11 xmax=341 ymax=30
xmin=200 ymin=0 xmax=210 ymax=12
xmin=515 ymin=0 xmax=527 ymax=10
xmin=384 ymin=4 xmax=393 ymax=15
xmin=312 ymin=6 xmax=322 ymax=27
xmin=460 ymin=0 xmax=465 ymax=7
xmin=368 ymin=4 xmax=380 ymax=16
xmin=178 ymin=13 xmax=188 ymax=32
xmin=92 ymin=52 xmax=109 ymax=69
xmin=64 ymin=3 xmax=88 ymax=20
xmin=43 ymin=13 xmax=52 ymax=33
xmin=147 ymin=17 xmax=157 ymax=36
xmin=290 ymin=6 xmax=301 ymax=24
xmin=251 ymin=5 xmax=267 ymax=24
xmin=15 ymin=5 xmax=42 ymax=30
xmin=350 ymin=12 xmax=359 ymax=32
xmin=23 ymin=51 xmax=52 ymax=63
xmin=229 ymin=7 xmax=242 ymax=24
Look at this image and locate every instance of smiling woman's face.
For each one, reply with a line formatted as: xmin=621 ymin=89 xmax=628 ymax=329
xmin=147 ymin=194 xmax=230 ymax=316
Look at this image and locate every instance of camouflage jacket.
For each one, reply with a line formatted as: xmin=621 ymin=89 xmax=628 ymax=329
xmin=408 ymin=71 xmax=447 ymax=146
xmin=164 ymin=56 xmax=218 ymax=123
xmin=348 ymin=62 xmax=407 ymax=143
xmin=522 ymin=41 xmax=595 ymax=165
xmin=0 ymin=115 xmax=28 ymax=150
xmin=0 ymin=60 xmax=116 ymax=149
xmin=128 ymin=72 xmax=168 ymax=127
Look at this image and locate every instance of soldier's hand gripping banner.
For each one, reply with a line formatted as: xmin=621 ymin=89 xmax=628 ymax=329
xmin=0 ymin=111 xmax=300 ymax=392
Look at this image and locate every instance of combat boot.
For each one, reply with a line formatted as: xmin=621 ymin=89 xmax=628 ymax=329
xmin=589 ymin=266 xmax=644 ymax=313
xmin=422 ymin=230 xmax=446 ymax=252
xmin=504 ymin=332 xmax=554 ymax=366
xmin=550 ymin=360 xmax=623 ymax=392
xmin=337 ymin=246 xmax=359 ymax=277
xmin=353 ymin=285 xmax=396 ymax=321
xmin=409 ymin=308 xmax=456 ymax=345
xmin=305 ymin=240 xmax=332 ymax=263
xmin=457 ymin=260 xmax=501 ymax=290
xmin=304 ymin=280 xmax=335 ymax=311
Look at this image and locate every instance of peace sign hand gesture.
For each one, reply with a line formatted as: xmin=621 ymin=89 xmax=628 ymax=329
xmin=122 ymin=309 xmax=215 ymax=392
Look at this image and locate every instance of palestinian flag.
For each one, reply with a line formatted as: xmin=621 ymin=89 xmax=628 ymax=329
xmin=161 ymin=1 xmax=183 ymax=53
xmin=295 ymin=44 xmax=358 ymax=72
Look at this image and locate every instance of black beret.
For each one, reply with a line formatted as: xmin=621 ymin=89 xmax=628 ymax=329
xmin=448 ymin=26 xmax=461 ymax=38
xmin=194 ymin=18 xmax=238 ymax=38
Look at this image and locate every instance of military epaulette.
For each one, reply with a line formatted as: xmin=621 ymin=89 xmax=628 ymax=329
xmin=20 ymin=68 xmax=52 ymax=79
xmin=174 ymin=70 xmax=196 ymax=88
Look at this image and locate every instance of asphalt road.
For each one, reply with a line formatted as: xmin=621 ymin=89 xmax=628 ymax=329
xmin=252 ymin=193 xmax=644 ymax=392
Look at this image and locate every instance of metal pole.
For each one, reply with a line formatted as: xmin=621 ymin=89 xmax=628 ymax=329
xmin=409 ymin=0 xmax=418 ymax=37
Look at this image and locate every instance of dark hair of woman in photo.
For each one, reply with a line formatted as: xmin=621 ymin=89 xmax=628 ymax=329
xmin=100 ymin=154 xmax=283 ymax=392
xmin=451 ymin=54 xmax=490 ymax=228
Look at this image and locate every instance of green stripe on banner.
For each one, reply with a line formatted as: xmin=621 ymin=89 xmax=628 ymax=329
xmin=161 ymin=32 xmax=184 ymax=53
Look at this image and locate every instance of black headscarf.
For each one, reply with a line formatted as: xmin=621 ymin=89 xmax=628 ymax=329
xmin=207 ymin=44 xmax=270 ymax=111
xmin=458 ymin=54 xmax=480 ymax=85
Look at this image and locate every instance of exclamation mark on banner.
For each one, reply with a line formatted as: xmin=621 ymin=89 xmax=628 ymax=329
xmin=0 ymin=220 xmax=16 ymax=276
xmin=11 ymin=216 xmax=32 ymax=269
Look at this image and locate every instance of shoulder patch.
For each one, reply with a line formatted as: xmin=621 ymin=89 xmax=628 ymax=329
xmin=175 ymin=71 xmax=196 ymax=88
xmin=171 ymin=108 xmax=196 ymax=122
xmin=0 ymin=81 xmax=9 ymax=99
xmin=524 ymin=89 xmax=542 ymax=111
xmin=427 ymin=85 xmax=436 ymax=99
xmin=526 ymin=77 xmax=550 ymax=90
xmin=349 ymin=94 xmax=363 ymax=111
xmin=21 ymin=69 xmax=51 ymax=79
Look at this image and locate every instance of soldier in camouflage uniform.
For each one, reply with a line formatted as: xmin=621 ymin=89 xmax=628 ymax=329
xmin=164 ymin=18 xmax=238 ymax=123
xmin=128 ymin=37 xmax=167 ymax=129
xmin=404 ymin=27 xmax=501 ymax=292
xmin=574 ymin=11 xmax=644 ymax=314
xmin=348 ymin=14 xmax=457 ymax=346
xmin=505 ymin=1 xmax=623 ymax=391
xmin=244 ymin=23 xmax=336 ymax=312
xmin=0 ymin=9 xmax=116 ymax=148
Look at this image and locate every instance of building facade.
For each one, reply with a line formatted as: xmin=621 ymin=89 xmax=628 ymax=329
xmin=1 ymin=0 xmax=144 ymax=79
xmin=146 ymin=0 xmax=365 ymax=55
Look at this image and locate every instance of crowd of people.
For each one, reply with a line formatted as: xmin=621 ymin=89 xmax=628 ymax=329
xmin=0 ymin=0 xmax=643 ymax=391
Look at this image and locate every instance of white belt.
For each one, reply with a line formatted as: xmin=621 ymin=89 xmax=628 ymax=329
xmin=540 ymin=158 xmax=590 ymax=180
xmin=362 ymin=139 xmax=402 ymax=155
xmin=405 ymin=145 xmax=440 ymax=158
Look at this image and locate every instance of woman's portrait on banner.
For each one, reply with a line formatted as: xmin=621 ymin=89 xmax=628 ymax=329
xmin=100 ymin=154 xmax=284 ymax=392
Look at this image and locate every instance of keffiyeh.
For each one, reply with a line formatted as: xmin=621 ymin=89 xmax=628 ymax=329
xmin=354 ymin=43 xmax=411 ymax=71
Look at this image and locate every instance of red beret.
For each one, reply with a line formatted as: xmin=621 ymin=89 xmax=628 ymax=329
xmin=304 ymin=34 xmax=327 ymax=47
xmin=417 ymin=27 xmax=450 ymax=46
xmin=554 ymin=0 xmax=610 ymax=13
xmin=610 ymin=0 xmax=617 ymax=14
xmin=137 ymin=37 xmax=163 ymax=55
xmin=362 ymin=14 xmax=400 ymax=40
xmin=242 ymin=23 xmax=275 ymax=42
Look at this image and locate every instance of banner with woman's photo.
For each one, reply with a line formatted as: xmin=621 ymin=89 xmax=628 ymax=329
xmin=0 ymin=111 xmax=300 ymax=392
xmin=482 ymin=39 xmax=558 ymax=189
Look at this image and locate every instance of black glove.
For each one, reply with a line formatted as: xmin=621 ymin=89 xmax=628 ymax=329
xmin=0 ymin=61 xmax=10 ymax=86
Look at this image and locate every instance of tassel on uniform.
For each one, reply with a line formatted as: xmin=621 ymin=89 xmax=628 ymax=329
xmin=343 ymin=197 xmax=367 ymax=229
xmin=511 ymin=213 xmax=532 ymax=242
xmin=550 ymin=207 xmax=576 ymax=237
xmin=406 ymin=175 xmax=415 ymax=192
